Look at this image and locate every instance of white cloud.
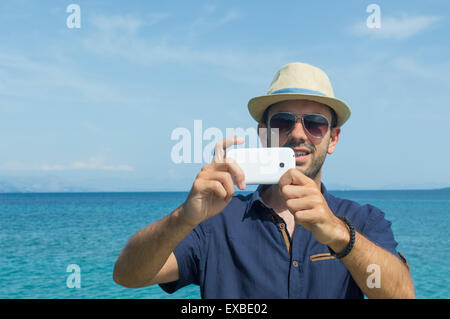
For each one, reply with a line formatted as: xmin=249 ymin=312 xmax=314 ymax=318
xmin=352 ymin=14 xmax=442 ymax=39
xmin=219 ymin=9 xmax=241 ymax=25
xmin=188 ymin=7 xmax=242 ymax=37
xmin=39 ymin=157 xmax=134 ymax=172
xmin=91 ymin=12 xmax=170 ymax=34
xmin=0 ymin=51 xmax=124 ymax=103
xmin=391 ymin=56 xmax=450 ymax=81
xmin=82 ymin=12 xmax=291 ymax=85
xmin=92 ymin=14 xmax=144 ymax=34
xmin=0 ymin=161 xmax=28 ymax=171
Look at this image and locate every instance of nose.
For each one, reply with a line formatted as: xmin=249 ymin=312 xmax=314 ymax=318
xmin=290 ymin=120 xmax=309 ymax=140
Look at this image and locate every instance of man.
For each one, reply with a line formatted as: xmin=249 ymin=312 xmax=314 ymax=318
xmin=113 ymin=62 xmax=415 ymax=298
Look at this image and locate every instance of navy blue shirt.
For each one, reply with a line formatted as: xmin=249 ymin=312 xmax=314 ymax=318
xmin=160 ymin=184 xmax=400 ymax=298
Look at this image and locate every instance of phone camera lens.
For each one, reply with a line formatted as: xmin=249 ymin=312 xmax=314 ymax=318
xmin=279 ymin=162 xmax=285 ymax=168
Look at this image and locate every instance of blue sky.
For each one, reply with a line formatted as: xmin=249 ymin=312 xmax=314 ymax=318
xmin=0 ymin=0 xmax=449 ymax=191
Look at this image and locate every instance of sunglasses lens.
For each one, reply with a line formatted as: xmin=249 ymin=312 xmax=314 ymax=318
xmin=269 ymin=113 xmax=296 ymax=135
xmin=303 ymin=114 xmax=329 ymax=138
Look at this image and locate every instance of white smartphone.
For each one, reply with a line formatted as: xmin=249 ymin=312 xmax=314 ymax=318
xmin=226 ymin=147 xmax=296 ymax=185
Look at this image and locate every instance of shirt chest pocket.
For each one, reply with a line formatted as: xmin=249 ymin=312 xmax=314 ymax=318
xmin=309 ymin=253 xmax=336 ymax=262
xmin=308 ymin=252 xmax=343 ymax=279
xmin=306 ymin=252 xmax=351 ymax=298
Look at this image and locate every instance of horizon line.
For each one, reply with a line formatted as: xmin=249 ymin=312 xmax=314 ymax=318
xmin=1 ymin=186 xmax=449 ymax=194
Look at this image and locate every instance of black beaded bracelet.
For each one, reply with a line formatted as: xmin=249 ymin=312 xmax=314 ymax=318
xmin=328 ymin=216 xmax=355 ymax=259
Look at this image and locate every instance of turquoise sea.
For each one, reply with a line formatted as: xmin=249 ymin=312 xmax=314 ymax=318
xmin=1 ymin=189 xmax=449 ymax=299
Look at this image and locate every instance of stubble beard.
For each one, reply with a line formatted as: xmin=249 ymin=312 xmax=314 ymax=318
xmin=282 ymin=139 xmax=329 ymax=181
xmin=299 ymin=149 xmax=327 ymax=180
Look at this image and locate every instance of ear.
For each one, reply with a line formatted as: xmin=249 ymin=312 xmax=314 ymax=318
xmin=258 ymin=122 xmax=267 ymax=148
xmin=327 ymin=127 xmax=341 ymax=154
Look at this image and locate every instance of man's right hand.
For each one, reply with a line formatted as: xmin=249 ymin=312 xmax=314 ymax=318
xmin=113 ymin=136 xmax=246 ymax=288
xmin=180 ymin=136 xmax=246 ymax=227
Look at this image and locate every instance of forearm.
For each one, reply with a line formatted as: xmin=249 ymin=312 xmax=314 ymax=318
xmin=339 ymin=231 xmax=415 ymax=299
xmin=113 ymin=204 xmax=194 ymax=287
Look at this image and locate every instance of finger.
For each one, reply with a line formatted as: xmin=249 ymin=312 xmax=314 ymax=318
xmin=279 ymin=184 xmax=310 ymax=200
xmin=202 ymin=171 xmax=235 ymax=199
xmin=290 ymin=209 xmax=317 ymax=230
xmin=280 ymin=184 xmax=319 ymax=200
xmin=279 ymin=168 xmax=315 ymax=188
xmin=199 ymin=179 xmax=228 ymax=200
xmin=200 ymin=159 xmax=246 ymax=190
xmin=285 ymin=197 xmax=315 ymax=213
xmin=213 ymin=136 xmax=245 ymax=163
xmin=200 ymin=163 xmax=213 ymax=172
xmin=212 ymin=158 xmax=246 ymax=190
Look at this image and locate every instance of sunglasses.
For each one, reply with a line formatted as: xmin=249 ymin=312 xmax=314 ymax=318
xmin=268 ymin=112 xmax=331 ymax=140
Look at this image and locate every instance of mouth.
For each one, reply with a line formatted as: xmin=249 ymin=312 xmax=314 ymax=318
xmin=293 ymin=148 xmax=312 ymax=163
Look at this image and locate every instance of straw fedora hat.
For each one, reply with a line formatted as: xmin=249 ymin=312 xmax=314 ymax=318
xmin=248 ymin=62 xmax=351 ymax=127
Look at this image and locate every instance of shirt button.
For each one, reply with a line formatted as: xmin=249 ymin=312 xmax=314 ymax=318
xmin=292 ymin=260 xmax=299 ymax=268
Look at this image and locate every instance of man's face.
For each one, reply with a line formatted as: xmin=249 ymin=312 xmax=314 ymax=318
xmin=258 ymin=100 xmax=341 ymax=181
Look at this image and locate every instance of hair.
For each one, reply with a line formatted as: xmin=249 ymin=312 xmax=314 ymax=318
xmin=260 ymin=102 xmax=338 ymax=128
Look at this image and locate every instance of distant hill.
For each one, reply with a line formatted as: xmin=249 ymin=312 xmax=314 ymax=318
xmin=0 ymin=176 xmax=448 ymax=193
xmin=0 ymin=181 xmax=21 ymax=193
xmin=0 ymin=176 xmax=94 ymax=193
xmin=326 ymin=183 xmax=358 ymax=191
xmin=328 ymin=183 xmax=450 ymax=191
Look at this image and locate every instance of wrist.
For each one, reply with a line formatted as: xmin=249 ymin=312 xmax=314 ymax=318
xmin=173 ymin=204 xmax=199 ymax=230
xmin=328 ymin=216 xmax=354 ymax=257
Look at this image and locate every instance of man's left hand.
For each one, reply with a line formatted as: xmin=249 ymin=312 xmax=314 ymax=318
xmin=278 ymin=168 xmax=349 ymax=253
